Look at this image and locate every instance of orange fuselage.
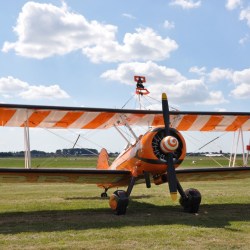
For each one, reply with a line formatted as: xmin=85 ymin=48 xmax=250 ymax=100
xmin=109 ymin=127 xmax=186 ymax=177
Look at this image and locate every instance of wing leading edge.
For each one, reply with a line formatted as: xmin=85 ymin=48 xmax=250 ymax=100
xmin=0 ymin=103 xmax=249 ymax=131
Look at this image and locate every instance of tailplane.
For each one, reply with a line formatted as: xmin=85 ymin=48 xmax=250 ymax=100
xmin=97 ymin=148 xmax=110 ymax=170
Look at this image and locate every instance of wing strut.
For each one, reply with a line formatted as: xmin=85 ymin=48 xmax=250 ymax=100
xmin=24 ymin=120 xmax=31 ymax=169
xmin=114 ymin=124 xmax=131 ymax=145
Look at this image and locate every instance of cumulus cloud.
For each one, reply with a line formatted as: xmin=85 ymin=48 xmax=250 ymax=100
xmin=170 ymin=0 xmax=201 ymax=9
xmin=82 ymin=28 xmax=178 ymax=63
xmin=148 ymin=79 xmax=227 ymax=105
xmin=2 ymin=2 xmax=177 ymax=62
xmin=101 ymin=62 xmax=227 ymax=105
xmin=232 ymin=68 xmax=250 ymax=84
xmin=0 ymin=76 xmax=29 ymax=93
xmin=226 ymin=0 xmax=242 ymax=10
xmin=208 ymin=68 xmax=233 ymax=82
xmin=229 ymin=68 xmax=250 ymax=99
xmin=2 ymin=2 xmax=117 ymax=59
xmin=231 ymin=83 xmax=250 ymax=99
xmin=101 ymin=61 xmax=185 ymax=85
xmin=0 ymin=76 xmax=69 ymax=100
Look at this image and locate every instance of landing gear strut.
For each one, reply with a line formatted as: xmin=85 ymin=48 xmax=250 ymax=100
xmin=109 ymin=176 xmax=136 ymax=215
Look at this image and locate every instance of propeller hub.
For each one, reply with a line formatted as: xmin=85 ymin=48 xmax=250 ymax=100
xmin=160 ymin=136 xmax=179 ymax=153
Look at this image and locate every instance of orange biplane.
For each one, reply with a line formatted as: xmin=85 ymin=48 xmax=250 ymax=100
xmin=0 ymin=88 xmax=250 ymax=215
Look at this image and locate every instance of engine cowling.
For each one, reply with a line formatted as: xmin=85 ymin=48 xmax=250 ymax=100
xmin=151 ymin=127 xmax=186 ymax=166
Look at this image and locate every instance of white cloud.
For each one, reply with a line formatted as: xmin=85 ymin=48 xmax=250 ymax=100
xmin=164 ymin=20 xmax=175 ymax=29
xmin=231 ymin=68 xmax=250 ymax=99
xmin=233 ymin=68 xmax=250 ymax=84
xmin=19 ymin=85 xmax=70 ymax=100
xmin=0 ymin=76 xmax=29 ymax=93
xmin=231 ymin=83 xmax=250 ymax=99
xmin=208 ymin=68 xmax=233 ymax=82
xmin=189 ymin=66 xmax=206 ymax=75
xmin=226 ymin=0 xmax=242 ymax=10
xmin=148 ymin=80 xmax=227 ymax=105
xmin=170 ymin=0 xmax=201 ymax=9
xmin=2 ymin=2 xmax=117 ymax=59
xmin=101 ymin=62 xmax=227 ymax=105
xmin=2 ymin=2 xmax=177 ymax=63
xmin=240 ymin=7 xmax=250 ymax=27
xmin=82 ymin=28 xmax=178 ymax=63
xmin=101 ymin=61 xmax=185 ymax=85
xmin=0 ymin=76 xmax=69 ymax=100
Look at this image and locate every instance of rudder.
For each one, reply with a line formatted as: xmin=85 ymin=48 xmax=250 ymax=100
xmin=97 ymin=148 xmax=110 ymax=170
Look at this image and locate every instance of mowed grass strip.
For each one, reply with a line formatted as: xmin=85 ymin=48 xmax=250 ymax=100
xmin=0 ymin=178 xmax=250 ymax=249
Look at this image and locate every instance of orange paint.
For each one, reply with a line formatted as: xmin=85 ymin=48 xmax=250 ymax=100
xmin=176 ymin=115 xmax=198 ymax=131
xmin=200 ymin=115 xmax=224 ymax=131
xmin=21 ymin=110 xmax=51 ymax=127
xmin=53 ymin=111 xmax=84 ymax=128
xmin=0 ymin=109 xmax=16 ymax=126
xmin=226 ymin=116 xmax=250 ymax=131
xmin=83 ymin=112 xmax=115 ymax=129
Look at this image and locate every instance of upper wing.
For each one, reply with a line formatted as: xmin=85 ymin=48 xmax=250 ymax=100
xmin=176 ymin=167 xmax=250 ymax=182
xmin=0 ymin=168 xmax=131 ymax=187
xmin=0 ymin=103 xmax=249 ymax=131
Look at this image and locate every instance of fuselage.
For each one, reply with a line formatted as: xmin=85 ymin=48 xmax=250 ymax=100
xmin=109 ymin=127 xmax=186 ymax=178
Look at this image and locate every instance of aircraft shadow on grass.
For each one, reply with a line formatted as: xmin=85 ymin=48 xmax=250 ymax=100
xmin=0 ymin=200 xmax=249 ymax=234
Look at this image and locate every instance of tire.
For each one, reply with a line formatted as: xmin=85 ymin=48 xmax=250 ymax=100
xmin=101 ymin=192 xmax=108 ymax=198
xmin=109 ymin=190 xmax=129 ymax=215
xmin=179 ymin=188 xmax=201 ymax=213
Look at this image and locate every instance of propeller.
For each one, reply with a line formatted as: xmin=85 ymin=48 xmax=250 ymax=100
xmin=161 ymin=93 xmax=178 ymax=201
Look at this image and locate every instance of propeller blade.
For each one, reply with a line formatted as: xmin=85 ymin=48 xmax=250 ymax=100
xmin=162 ymin=93 xmax=177 ymax=201
xmin=162 ymin=93 xmax=170 ymax=135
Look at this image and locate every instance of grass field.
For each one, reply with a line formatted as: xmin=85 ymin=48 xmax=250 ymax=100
xmin=0 ymin=157 xmax=250 ymax=249
xmin=0 ymin=155 xmax=244 ymax=169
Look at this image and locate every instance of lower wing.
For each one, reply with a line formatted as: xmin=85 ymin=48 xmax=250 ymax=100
xmin=0 ymin=168 xmax=131 ymax=187
xmin=1 ymin=167 xmax=250 ymax=187
xmin=176 ymin=167 xmax=250 ymax=182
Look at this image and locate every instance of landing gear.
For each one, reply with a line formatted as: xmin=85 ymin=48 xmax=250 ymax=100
xmin=109 ymin=190 xmax=129 ymax=215
xmin=109 ymin=176 xmax=136 ymax=215
xmin=101 ymin=192 xmax=108 ymax=198
xmin=100 ymin=188 xmax=109 ymax=198
xmin=179 ymin=188 xmax=201 ymax=213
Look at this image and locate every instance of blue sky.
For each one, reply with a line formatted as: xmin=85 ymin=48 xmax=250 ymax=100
xmin=0 ymin=0 xmax=249 ymax=153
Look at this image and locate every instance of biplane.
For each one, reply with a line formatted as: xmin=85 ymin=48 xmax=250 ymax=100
xmin=0 ymin=77 xmax=250 ymax=215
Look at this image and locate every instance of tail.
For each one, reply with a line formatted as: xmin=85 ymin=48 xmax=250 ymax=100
xmin=97 ymin=148 xmax=110 ymax=170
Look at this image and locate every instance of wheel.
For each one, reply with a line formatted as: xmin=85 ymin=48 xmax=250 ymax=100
xmin=179 ymin=188 xmax=201 ymax=213
xmin=109 ymin=190 xmax=129 ymax=215
xmin=101 ymin=192 xmax=108 ymax=198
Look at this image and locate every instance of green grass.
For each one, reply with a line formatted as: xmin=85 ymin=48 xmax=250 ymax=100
xmin=0 ymin=156 xmax=98 ymax=168
xmin=0 ymin=155 xmax=245 ymax=169
xmin=0 ymin=157 xmax=250 ymax=249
